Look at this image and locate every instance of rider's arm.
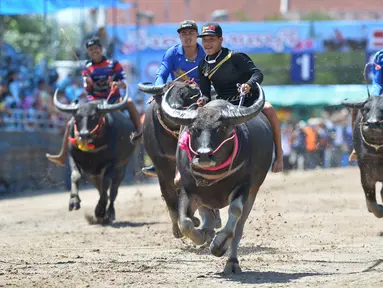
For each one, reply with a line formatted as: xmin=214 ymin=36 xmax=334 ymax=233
xmin=371 ymin=51 xmax=383 ymax=96
xmin=232 ymin=53 xmax=263 ymax=90
xmin=198 ymin=62 xmax=211 ymax=100
xmin=112 ymin=60 xmax=128 ymax=88
xmin=81 ymin=64 xmax=93 ymax=93
xmin=155 ymin=47 xmax=175 ymax=85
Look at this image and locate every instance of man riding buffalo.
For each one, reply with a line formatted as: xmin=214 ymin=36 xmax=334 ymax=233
xmin=160 ymin=71 xmax=273 ymax=274
xmin=141 ymin=20 xmax=206 ymax=176
xmin=138 ymin=21 xmax=221 ymax=237
xmin=349 ymin=49 xmax=383 ymax=161
xmin=342 ymin=49 xmax=383 ymax=219
xmin=46 ymin=36 xmax=142 ymax=166
xmin=52 ymin=88 xmax=138 ymax=222
xmin=195 ymin=23 xmax=283 ymax=173
xmin=155 ymin=23 xmax=280 ymax=273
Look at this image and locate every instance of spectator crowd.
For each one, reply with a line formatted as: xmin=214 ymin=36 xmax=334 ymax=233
xmin=281 ymin=109 xmax=355 ymax=171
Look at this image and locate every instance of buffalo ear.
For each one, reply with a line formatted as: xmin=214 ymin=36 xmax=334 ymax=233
xmin=153 ymin=94 xmax=163 ymax=105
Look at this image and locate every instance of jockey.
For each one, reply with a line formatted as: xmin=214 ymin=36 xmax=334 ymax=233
xmin=142 ymin=20 xmax=206 ymax=176
xmin=349 ymin=49 xmax=383 ymax=161
xmin=154 ymin=20 xmax=205 ymax=85
xmin=196 ymin=22 xmax=284 ymax=173
xmin=46 ymin=36 xmax=142 ymax=166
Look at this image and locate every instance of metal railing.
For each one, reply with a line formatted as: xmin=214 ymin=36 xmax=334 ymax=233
xmin=0 ymin=109 xmax=69 ymax=133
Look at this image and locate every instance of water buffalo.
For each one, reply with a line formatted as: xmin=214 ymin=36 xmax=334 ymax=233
xmin=343 ymin=96 xmax=383 ymax=218
xmin=138 ymin=81 xmax=221 ymax=238
xmin=53 ymin=89 xmax=138 ymax=222
xmin=161 ymin=82 xmax=273 ymax=273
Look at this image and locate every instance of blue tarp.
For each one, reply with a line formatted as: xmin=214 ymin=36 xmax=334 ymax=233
xmin=0 ymin=0 xmax=131 ymax=15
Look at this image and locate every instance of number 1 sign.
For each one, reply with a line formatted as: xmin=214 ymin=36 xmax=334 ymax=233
xmin=291 ymin=52 xmax=315 ymax=83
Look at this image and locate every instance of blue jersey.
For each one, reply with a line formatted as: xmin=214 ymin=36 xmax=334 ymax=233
xmin=371 ymin=50 xmax=383 ymax=96
xmin=155 ymin=43 xmax=205 ymax=85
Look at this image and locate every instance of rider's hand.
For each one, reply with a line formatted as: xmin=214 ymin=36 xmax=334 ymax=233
xmin=197 ymin=96 xmax=209 ymax=106
xmin=111 ymin=81 xmax=126 ymax=89
xmin=240 ymin=83 xmax=251 ymax=95
xmin=85 ymin=77 xmax=93 ymax=88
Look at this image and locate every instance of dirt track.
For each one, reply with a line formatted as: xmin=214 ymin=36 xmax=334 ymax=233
xmin=1 ymin=167 xmax=383 ymax=287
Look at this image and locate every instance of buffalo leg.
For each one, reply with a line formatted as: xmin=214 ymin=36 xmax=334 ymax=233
xmin=158 ymin=179 xmax=183 ymax=238
xmin=106 ymin=166 xmax=126 ymax=222
xmin=212 ymin=209 xmax=222 ymax=229
xmin=224 ymin=186 xmax=259 ymax=274
xmin=380 ymin=185 xmax=383 ymax=204
xmin=90 ymin=172 xmax=108 ymax=219
xmin=178 ymin=188 xmax=210 ymax=245
xmin=68 ymin=156 xmax=81 ymax=211
xmin=210 ymin=186 xmax=245 ymax=259
xmin=197 ymin=206 xmax=217 ymax=245
xmin=361 ymin=173 xmax=383 ymax=218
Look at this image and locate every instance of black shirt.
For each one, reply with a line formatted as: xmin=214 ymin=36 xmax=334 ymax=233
xmin=198 ymin=47 xmax=263 ymax=102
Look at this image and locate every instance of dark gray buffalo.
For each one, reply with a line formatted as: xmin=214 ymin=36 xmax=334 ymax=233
xmin=53 ymin=89 xmax=138 ymax=222
xmin=138 ymin=81 xmax=221 ymax=238
xmin=343 ymin=96 xmax=383 ymax=218
xmin=161 ymin=82 xmax=273 ymax=274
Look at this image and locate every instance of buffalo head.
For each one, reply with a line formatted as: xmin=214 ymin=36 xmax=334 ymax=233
xmin=163 ymin=83 xmax=265 ymax=168
xmin=53 ymin=89 xmax=128 ymax=141
xmin=138 ymin=81 xmax=200 ymax=109
xmin=343 ymin=96 xmax=383 ymax=143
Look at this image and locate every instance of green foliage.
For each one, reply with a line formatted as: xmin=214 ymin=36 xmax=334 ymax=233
xmin=250 ymin=53 xmax=291 ymax=85
xmin=3 ymin=15 xmax=53 ymax=63
xmin=249 ymin=51 xmax=366 ymax=85
xmin=2 ymin=15 xmax=78 ymax=63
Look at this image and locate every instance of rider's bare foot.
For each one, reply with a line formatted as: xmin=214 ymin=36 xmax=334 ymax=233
xmin=272 ymin=151 xmax=283 ymax=173
xmin=174 ymin=171 xmax=181 ymax=188
xmin=349 ymin=149 xmax=357 ymax=161
xmin=46 ymin=154 xmax=66 ymax=167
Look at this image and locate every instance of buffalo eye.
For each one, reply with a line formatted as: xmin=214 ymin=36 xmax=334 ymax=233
xmin=189 ymin=127 xmax=201 ymax=137
xmin=363 ymin=106 xmax=370 ymax=114
xmin=217 ymin=126 xmax=227 ymax=133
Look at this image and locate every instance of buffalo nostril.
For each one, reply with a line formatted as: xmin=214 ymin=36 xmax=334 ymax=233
xmin=193 ymin=153 xmax=216 ymax=167
xmin=367 ymin=122 xmax=380 ymax=129
xmin=198 ymin=153 xmax=211 ymax=162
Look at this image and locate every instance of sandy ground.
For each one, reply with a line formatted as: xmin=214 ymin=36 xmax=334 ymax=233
xmin=1 ymin=167 xmax=383 ymax=288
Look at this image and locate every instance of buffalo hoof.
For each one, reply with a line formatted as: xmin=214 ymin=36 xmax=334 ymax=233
xmin=192 ymin=216 xmax=200 ymax=227
xmin=210 ymin=231 xmax=233 ymax=257
xmin=172 ymin=224 xmax=183 ymax=239
xmin=95 ymin=202 xmax=106 ymax=219
xmin=366 ymin=200 xmax=383 ymax=218
xmin=69 ymin=196 xmax=81 ymax=211
xmin=202 ymin=228 xmax=215 ymax=244
xmin=223 ymin=258 xmax=242 ymax=274
xmin=105 ymin=206 xmax=116 ymax=222
xmin=180 ymin=218 xmax=206 ymax=245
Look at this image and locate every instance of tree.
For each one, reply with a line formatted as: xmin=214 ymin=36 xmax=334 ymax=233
xmin=1 ymin=15 xmax=77 ymax=63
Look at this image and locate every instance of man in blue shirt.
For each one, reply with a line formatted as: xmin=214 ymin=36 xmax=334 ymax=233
xmin=142 ymin=20 xmax=205 ymax=176
xmin=155 ymin=20 xmax=205 ymax=85
xmin=349 ymin=49 xmax=383 ymax=161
